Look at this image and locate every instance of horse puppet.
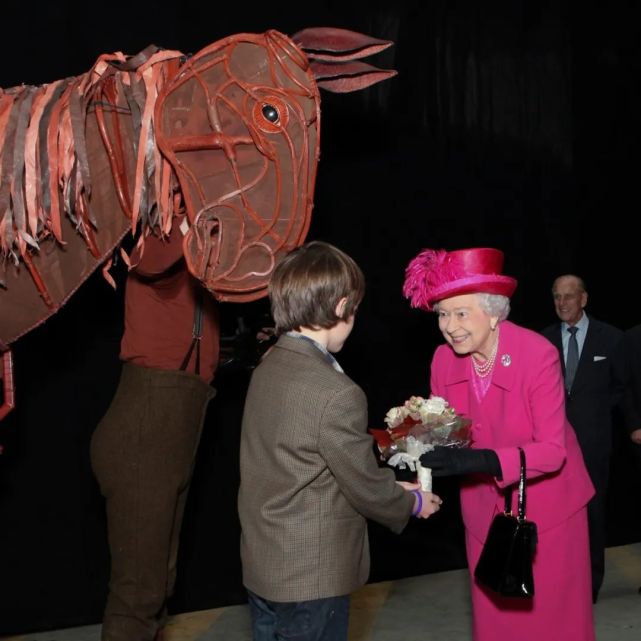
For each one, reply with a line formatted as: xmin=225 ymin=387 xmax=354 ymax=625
xmin=0 ymin=27 xmax=396 ymax=423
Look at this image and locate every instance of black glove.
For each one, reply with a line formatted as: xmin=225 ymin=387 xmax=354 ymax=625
xmin=419 ymin=447 xmax=502 ymax=479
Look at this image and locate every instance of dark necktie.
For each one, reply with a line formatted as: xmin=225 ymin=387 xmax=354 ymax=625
xmin=565 ymin=326 xmax=579 ymax=392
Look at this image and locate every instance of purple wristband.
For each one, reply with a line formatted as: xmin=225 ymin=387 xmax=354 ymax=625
xmin=411 ymin=489 xmax=423 ymax=516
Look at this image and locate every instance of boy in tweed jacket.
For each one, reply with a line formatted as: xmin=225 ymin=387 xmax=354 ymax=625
xmin=238 ymin=241 xmax=441 ymax=641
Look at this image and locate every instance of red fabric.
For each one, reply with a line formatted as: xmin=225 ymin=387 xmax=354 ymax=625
xmin=368 ymin=418 xmax=422 ymax=449
xmin=368 ymin=429 xmax=393 ymax=449
xmin=120 ymin=219 xmax=220 ymax=383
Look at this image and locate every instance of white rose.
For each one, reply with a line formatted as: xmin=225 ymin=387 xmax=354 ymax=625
xmin=417 ymin=404 xmax=435 ymax=423
xmin=423 ymin=396 xmax=448 ymax=415
xmin=384 ymin=406 xmax=406 ymax=428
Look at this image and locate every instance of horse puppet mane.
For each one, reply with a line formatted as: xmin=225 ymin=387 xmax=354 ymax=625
xmin=0 ymin=46 xmax=185 ymax=286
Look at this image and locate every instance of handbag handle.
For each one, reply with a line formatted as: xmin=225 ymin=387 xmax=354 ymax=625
xmin=503 ymin=446 xmax=527 ymax=521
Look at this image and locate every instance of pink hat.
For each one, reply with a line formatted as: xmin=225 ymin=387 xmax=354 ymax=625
xmin=403 ymin=248 xmax=517 ymax=311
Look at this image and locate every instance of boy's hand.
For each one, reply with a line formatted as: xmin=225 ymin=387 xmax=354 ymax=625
xmin=416 ymin=491 xmax=442 ymax=519
xmin=396 ymin=481 xmax=442 ymax=518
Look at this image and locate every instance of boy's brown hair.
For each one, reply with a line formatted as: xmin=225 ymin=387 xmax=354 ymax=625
xmin=269 ymin=241 xmax=365 ymax=333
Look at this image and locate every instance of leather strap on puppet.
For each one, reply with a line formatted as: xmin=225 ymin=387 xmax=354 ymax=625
xmin=180 ymin=288 xmax=204 ymax=376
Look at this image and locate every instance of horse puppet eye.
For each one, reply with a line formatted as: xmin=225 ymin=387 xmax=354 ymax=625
xmin=252 ymin=95 xmax=289 ymax=133
xmin=262 ymin=104 xmax=279 ymax=123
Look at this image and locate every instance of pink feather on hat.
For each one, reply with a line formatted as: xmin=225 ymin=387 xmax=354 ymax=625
xmin=403 ymin=249 xmax=459 ymax=310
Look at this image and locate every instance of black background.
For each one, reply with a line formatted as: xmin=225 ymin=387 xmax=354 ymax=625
xmin=1 ymin=0 xmax=641 ymax=634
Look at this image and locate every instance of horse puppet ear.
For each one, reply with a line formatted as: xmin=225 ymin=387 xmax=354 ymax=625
xmin=292 ymin=27 xmax=397 ymax=93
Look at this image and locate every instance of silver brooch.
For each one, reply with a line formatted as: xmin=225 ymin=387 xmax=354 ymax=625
xmin=501 ymin=354 xmax=512 ymax=367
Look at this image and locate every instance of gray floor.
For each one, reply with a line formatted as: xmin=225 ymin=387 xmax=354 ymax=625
xmin=3 ymin=542 xmax=640 ymax=641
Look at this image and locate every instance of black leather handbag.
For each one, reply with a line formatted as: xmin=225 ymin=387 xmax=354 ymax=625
xmin=474 ymin=447 xmax=538 ymax=598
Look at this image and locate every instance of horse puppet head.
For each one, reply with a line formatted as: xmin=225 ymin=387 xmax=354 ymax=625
xmin=155 ymin=28 xmax=396 ymax=302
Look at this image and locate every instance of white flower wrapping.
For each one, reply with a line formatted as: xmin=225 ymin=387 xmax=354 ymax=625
xmin=381 ymin=395 xmax=471 ymax=491
xmin=387 ymin=437 xmax=435 ymax=490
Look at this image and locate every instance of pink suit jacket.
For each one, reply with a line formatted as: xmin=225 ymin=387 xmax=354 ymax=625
xmin=430 ymin=320 xmax=594 ymax=543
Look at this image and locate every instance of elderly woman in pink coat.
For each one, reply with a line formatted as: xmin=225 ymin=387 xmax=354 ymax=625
xmin=404 ymin=247 xmax=595 ymax=641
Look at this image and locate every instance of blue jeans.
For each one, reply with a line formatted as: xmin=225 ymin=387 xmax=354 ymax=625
xmin=247 ymin=591 xmax=350 ymax=641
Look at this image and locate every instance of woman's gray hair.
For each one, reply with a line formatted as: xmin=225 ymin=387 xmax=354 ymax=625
xmin=476 ymin=293 xmax=510 ymax=321
xmin=432 ymin=293 xmax=511 ymax=321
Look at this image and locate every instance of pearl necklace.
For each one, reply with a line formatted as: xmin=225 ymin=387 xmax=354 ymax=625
xmin=472 ymin=327 xmax=500 ymax=378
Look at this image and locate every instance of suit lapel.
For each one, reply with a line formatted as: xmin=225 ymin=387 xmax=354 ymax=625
xmin=549 ymin=324 xmax=565 ymax=378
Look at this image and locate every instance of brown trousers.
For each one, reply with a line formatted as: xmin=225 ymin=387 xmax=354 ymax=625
xmin=91 ymin=363 xmax=215 ymax=641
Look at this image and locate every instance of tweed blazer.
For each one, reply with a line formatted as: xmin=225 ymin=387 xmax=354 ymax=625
xmin=430 ymin=321 xmax=594 ymax=543
xmin=238 ymin=334 xmax=413 ymax=602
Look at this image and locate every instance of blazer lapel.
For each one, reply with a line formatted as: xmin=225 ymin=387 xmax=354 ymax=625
xmin=443 ymin=352 xmax=470 ymax=385
xmin=441 ymin=350 xmax=471 ymax=418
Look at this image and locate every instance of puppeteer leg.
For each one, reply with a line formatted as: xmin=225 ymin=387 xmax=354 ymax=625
xmin=91 ymin=364 xmax=214 ymax=641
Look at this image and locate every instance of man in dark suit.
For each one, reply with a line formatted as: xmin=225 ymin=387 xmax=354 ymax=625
xmin=541 ymin=274 xmax=624 ymax=604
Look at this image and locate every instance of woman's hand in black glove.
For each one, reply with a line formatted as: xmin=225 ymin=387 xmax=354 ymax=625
xmin=419 ymin=447 xmax=503 ymax=479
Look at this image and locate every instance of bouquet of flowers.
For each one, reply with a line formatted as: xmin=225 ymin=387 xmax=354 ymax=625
xmin=370 ymin=395 xmax=471 ymax=491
